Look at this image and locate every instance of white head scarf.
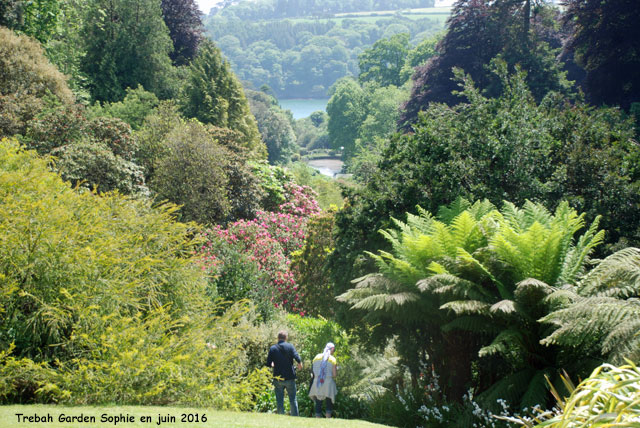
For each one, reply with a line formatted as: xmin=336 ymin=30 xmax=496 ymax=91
xmin=317 ymin=342 xmax=335 ymax=386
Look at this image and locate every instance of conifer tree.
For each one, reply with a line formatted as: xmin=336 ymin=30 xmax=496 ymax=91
xmin=180 ymin=40 xmax=264 ymax=158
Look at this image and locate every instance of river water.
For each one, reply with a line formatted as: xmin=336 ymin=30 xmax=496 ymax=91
xmin=306 ymin=158 xmax=344 ymax=177
xmin=279 ymin=98 xmax=329 ymax=119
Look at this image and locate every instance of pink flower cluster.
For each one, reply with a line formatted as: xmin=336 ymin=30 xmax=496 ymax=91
xmin=197 ymin=183 xmax=320 ymax=314
xmin=279 ymin=182 xmax=321 ymax=217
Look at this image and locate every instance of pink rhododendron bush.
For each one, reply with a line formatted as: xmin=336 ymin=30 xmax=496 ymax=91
xmin=198 ymin=182 xmax=320 ymax=315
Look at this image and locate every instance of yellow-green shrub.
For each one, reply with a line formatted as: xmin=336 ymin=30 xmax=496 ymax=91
xmin=0 ymin=138 xmax=270 ymax=405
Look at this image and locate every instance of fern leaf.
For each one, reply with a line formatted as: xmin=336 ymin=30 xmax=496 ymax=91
xmin=442 ymin=316 xmax=501 ymax=334
xmin=437 ymin=197 xmax=472 ymax=224
xmin=478 ymin=329 xmax=525 ymax=357
xmin=440 ymin=299 xmax=490 ymax=315
xmin=579 ymin=247 xmax=640 ymax=298
xmin=490 ymin=299 xmax=517 ymax=315
xmin=515 ymin=278 xmax=554 ymax=307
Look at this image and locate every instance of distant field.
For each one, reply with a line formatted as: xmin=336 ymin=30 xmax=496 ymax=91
xmin=284 ymin=7 xmax=451 ymax=24
xmin=2 ymin=405 xmax=390 ymax=428
xmin=334 ymin=6 xmax=452 ymax=16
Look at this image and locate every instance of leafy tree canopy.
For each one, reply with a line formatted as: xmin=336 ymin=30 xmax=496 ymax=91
xmin=246 ymin=89 xmax=297 ymax=165
xmin=358 ymin=33 xmax=411 ymax=88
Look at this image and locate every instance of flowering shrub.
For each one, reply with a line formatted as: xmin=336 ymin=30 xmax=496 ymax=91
xmin=197 ymin=182 xmax=320 ymax=314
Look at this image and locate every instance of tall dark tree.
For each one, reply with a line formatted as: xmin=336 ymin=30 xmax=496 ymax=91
xmin=161 ymin=0 xmax=203 ymax=66
xmin=564 ymin=0 xmax=640 ymax=109
xmin=400 ymin=0 xmax=569 ymax=127
xmin=82 ymin=0 xmax=176 ymax=102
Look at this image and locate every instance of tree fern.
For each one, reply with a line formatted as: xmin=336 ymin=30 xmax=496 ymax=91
xmin=338 ymin=198 xmax=627 ymax=409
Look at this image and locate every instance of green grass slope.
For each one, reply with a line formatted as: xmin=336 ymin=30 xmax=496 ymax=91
xmin=1 ymin=406 xmax=391 ymax=428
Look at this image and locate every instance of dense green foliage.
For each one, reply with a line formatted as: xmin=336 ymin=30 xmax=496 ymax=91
xmin=358 ymin=33 xmax=410 ymax=87
xmin=327 ymin=77 xmax=408 ymax=173
xmin=292 ymin=208 xmax=338 ymax=318
xmin=1 ymin=0 xmax=639 ymax=423
xmin=246 ymin=90 xmax=297 ymax=164
xmin=81 ymin=0 xmax=177 ymax=102
xmin=0 ymin=0 xmax=61 ymax=43
xmin=327 ymin=78 xmax=366 ymax=160
xmin=0 ymin=139 xmax=271 ymax=405
xmin=330 ymin=65 xmax=639 ymax=324
xmin=206 ymin=12 xmax=444 ymax=98
xmin=150 ymin=121 xmax=263 ymax=225
xmin=0 ymin=27 xmax=74 ymax=137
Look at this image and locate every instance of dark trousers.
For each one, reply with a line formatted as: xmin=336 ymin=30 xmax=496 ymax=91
xmin=274 ymin=379 xmax=299 ymax=416
xmin=314 ymin=397 xmax=333 ymax=417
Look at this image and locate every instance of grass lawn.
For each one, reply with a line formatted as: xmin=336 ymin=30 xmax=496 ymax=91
xmin=1 ymin=405 xmax=391 ymax=428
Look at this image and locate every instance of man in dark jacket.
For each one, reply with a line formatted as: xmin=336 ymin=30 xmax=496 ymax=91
xmin=266 ymin=330 xmax=303 ymax=416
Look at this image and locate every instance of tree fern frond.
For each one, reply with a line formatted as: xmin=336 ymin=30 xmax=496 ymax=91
xmin=440 ymin=299 xmax=490 ymax=316
xmin=543 ymin=287 xmax=579 ymax=310
xmin=490 ymin=299 xmax=517 ymax=315
xmin=557 ymin=217 xmax=604 ymax=287
xmin=499 ymin=200 xmax=525 ymax=234
xmin=437 ymin=197 xmax=472 ymax=224
xmin=540 ymin=297 xmax=640 ymax=357
xmin=478 ymin=368 xmax=537 ymax=409
xmin=515 ymin=278 xmax=554 ymax=308
xmin=578 ymin=247 xmax=640 ymax=298
xmin=468 ymin=199 xmax=496 ymax=221
xmin=350 ymin=273 xmax=394 ymax=290
xmin=442 ymin=316 xmax=501 ymax=334
xmin=408 ymin=206 xmax=436 ymax=235
xmin=402 ymin=233 xmax=447 ymax=274
xmin=522 ymin=200 xmax=553 ymax=229
xmin=601 ymin=304 xmax=640 ymax=364
xmin=344 ymin=292 xmax=421 ymax=312
xmin=389 ymin=216 xmax=411 ymax=238
xmin=426 ymin=261 xmax=449 ymax=275
xmin=479 ymin=329 xmax=525 ymax=358
xmin=418 ymin=273 xmax=491 ymax=301
xmin=457 ymin=247 xmax=509 ymax=299
xmin=450 ymin=210 xmax=486 ymax=253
